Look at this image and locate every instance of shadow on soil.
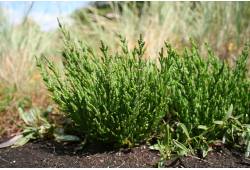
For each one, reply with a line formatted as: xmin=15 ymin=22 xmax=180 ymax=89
xmin=36 ymin=139 xmax=120 ymax=156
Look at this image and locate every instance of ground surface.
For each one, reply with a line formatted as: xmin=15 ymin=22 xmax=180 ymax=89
xmin=1 ymin=139 xmax=250 ymax=168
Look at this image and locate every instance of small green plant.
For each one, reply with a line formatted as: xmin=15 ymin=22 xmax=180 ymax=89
xmin=0 ymin=106 xmax=80 ymax=148
xmin=38 ymin=24 xmax=250 ymax=162
xmin=0 ymin=106 xmax=54 ymax=148
xmin=164 ymin=42 xmax=250 ymax=155
xmin=37 ymin=24 xmax=170 ymax=147
xmin=15 ymin=107 xmax=54 ymax=146
xmin=149 ymin=123 xmax=174 ymax=167
xmin=149 ymin=43 xmax=250 ymax=164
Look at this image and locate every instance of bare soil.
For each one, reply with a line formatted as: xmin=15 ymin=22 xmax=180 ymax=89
xmin=1 ymin=138 xmax=250 ymax=168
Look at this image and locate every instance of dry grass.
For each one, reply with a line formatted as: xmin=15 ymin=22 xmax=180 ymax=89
xmin=0 ymin=13 xmax=58 ymax=138
xmin=0 ymin=21 xmax=55 ymax=92
xmin=71 ymin=2 xmax=250 ymax=61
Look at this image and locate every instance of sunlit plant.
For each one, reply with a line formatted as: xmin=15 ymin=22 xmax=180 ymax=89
xmin=38 ymin=23 xmax=250 ymax=162
xmin=37 ymin=24 xmax=170 ymax=147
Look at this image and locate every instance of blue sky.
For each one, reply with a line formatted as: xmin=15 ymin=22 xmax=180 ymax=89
xmin=0 ymin=1 xmax=89 ymax=31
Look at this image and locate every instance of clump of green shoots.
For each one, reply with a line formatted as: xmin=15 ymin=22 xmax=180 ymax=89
xmin=151 ymin=42 xmax=250 ymax=162
xmin=38 ymin=24 xmax=250 ymax=162
xmin=37 ymin=24 xmax=170 ymax=147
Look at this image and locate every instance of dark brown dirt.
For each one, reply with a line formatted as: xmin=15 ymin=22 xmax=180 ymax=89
xmin=0 ymin=139 xmax=250 ymax=168
xmin=164 ymin=148 xmax=250 ymax=168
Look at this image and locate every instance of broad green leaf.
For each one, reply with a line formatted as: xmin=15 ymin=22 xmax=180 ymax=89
xmin=149 ymin=144 xmax=161 ymax=151
xmin=12 ymin=133 xmax=35 ymax=148
xmin=173 ymin=139 xmax=189 ymax=156
xmin=178 ymin=123 xmax=190 ymax=139
xmin=54 ymin=134 xmax=80 ymax=142
xmin=213 ymin=120 xmax=224 ymax=125
xmin=245 ymin=140 xmax=250 ymax=158
xmin=198 ymin=125 xmax=208 ymax=130
xmin=224 ymin=104 xmax=233 ymax=121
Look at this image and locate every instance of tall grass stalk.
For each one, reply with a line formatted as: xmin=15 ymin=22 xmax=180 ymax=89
xmin=0 ymin=8 xmax=58 ymax=137
xmin=72 ymin=2 xmax=250 ymax=61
